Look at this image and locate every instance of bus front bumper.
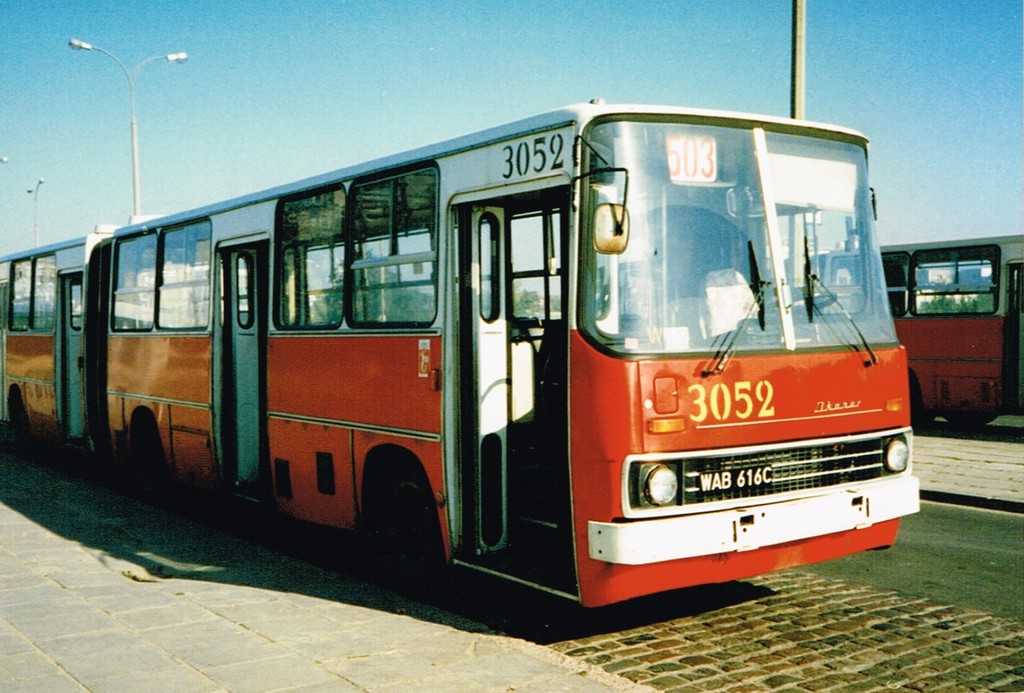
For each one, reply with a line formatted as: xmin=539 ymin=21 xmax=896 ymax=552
xmin=588 ymin=475 xmax=920 ymax=565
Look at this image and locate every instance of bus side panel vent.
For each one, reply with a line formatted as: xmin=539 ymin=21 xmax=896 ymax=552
xmin=274 ymin=458 xmax=293 ymax=499
xmin=316 ymin=452 xmax=336 ymax=495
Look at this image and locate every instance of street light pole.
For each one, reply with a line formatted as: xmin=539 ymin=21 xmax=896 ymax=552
xmin=791 ymin=0 xmax=806 ymax=120
xmin=69 ymin=38 xmax=188 ymax=219
xmin=27 ymin=178 xmax=44 ymax=247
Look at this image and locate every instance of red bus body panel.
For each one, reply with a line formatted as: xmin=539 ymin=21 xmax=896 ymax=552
xmin=569 ymin=331 xmax=910 ymax=607
xmin=107 ymin=335 xmax=217 ymax=487
xmin=266 ymin=334 xmax=444 ymax=532
xmin=5 ymin=334 xmax=58 ymax=440
xmin=895 ymin=316 xmax=1005 ymax=413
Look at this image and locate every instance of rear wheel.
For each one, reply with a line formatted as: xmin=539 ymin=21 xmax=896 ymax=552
xmin=129 ymin=414 xmax=168 ymax=493
xmin=6 ymin=388 xmax=31 ymax=450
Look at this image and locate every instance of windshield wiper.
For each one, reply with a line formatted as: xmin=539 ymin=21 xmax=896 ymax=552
xmin=748 ymin=240 xmax=766 ymax=330
xmin=802 ymin=237 xmax=878 ymax=368
xmin=701 ymin=243 xmax=768 ymax=377
xmin=700 ymin=294 xmax=763 ymax=377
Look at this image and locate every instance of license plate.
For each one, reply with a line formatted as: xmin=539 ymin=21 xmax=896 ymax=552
xmin=695 ymin=465 xmax=774 ymax=493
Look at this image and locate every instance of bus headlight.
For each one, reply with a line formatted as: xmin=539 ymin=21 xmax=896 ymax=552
xmin=884 ymin=437 xmax=909 ymax=473
xmin=642 ymin=464 xmax=679 ymax=506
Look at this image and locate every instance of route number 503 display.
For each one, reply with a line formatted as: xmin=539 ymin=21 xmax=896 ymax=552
xmin=688 ymin=380 xmax=775 ymax=423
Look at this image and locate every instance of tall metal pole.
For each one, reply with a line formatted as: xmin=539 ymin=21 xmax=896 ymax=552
xmin=70 ymin=39 xmax=188 ymax=219
xmin=28 ymin=178 xmax=44 ymax=247
xmin=791 ymin=0 xmax=806 ymax=120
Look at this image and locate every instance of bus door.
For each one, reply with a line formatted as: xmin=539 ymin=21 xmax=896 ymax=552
xmin=215 ymin=242 xmax=268 ymax=495
xmin=1007 ymin=261 xmax=1023 ymax=411
xmin=57 ymin=272 xmax=85 ymax=440
xmin=457 ymin=189 xmax=575 ymax=595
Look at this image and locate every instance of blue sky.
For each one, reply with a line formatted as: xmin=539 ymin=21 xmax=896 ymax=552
xmin=1 ymin=1 xmax=1020 ymax=255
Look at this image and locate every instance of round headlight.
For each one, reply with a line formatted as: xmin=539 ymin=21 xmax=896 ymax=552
xmin=643 ymin=464 xmax=679 ymax=506
xmin=884 ymin=437 xmax=909 ymax=473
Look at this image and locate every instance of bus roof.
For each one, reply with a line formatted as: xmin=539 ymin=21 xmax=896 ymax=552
xmin=881 ymin=234 xmax=1024 ymax=256
xmin=0 ymin=235 xmax=89 ymax=264
xmin=112 ymin=102 xmax=870 ymax=238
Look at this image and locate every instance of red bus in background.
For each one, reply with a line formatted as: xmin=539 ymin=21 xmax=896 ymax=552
xmin=2 ymin=104 xmax=919 ymax=607
xmin=882 ymin=235 xmax=1024 ymax=427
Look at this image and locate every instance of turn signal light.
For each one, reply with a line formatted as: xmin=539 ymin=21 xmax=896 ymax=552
xmin=648 ymin=418 xmax=686 ymax=434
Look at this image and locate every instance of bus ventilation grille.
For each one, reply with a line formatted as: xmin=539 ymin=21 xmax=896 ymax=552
xmin=680 ymin=438 xmax=885 ymax=505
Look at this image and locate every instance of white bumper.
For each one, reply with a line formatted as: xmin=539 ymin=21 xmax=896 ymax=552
xmin=588 ymin=475 xmax=920 ymax=565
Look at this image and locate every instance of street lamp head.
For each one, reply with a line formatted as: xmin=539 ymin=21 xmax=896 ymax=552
xmin=166 ymin=52 xmax=189 ymax=63
xmin=1 ymin=156 xmax=8 ymax=164
xmin=69 ymin=38 xmax=94 ymax=51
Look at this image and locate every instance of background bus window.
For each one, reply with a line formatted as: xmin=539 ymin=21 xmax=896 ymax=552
xmin=882 ymin=252 xmax=909 ymax=317
xmin=276 ymin=186 xmax=345 ymax=328
xmin=912 ymin=245 xmax=999 ymax=315
xmin=113 ymin=235 xmax=157 ymax=330
xmin=159 ymin=221 xmax=211 ymax=329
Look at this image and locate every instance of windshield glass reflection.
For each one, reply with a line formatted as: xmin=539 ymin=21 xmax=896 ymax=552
xmin=580 ymin=119 xmax=896 ymax=357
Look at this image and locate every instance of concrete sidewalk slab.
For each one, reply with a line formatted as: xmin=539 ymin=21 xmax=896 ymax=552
xmin=913 ymin=418 xmax=1024 ymax=513
xmin=0 ymin=448 xmax=642 ymax=692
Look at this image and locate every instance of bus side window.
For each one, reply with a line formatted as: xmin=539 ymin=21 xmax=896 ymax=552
xmin=276 ymin=186 xmax=346 ymax=329
xmin=10 ymin=259 xmax=32 ymax=331
xmin=158 ymin=221 xmax=211 ymax=330
xmin=911 ymin=245 xmax=999 ymax=315
xmin=882 ymin=252 xmax=909 ymax=317
xmin=350 ymin=169 xmax=437 ymax=326
xmin=32 ymin=255 xmax=56 ymax=331
xmin=113 ymin=235 xmax=158 ymax=331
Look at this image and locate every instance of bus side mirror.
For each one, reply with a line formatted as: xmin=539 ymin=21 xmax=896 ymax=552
xmin=594 ymin=203 xmax=630 ymax=254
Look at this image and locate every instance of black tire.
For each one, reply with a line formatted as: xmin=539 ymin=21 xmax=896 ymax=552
xmin=129 ymin=416 xmax=168 ymax=493
xmin=908 ymin=374 xmax=933 ymax=428
xmin=941 ymin=411 xmax=997 ymax=429
xmin=6 ymin=389 xmax=31 ymax=452
xmin=367 ymin=463 xmax=445 ymax=593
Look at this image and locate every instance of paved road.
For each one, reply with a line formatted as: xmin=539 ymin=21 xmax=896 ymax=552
xmin=801 ymin=501 xmax=1024 ymax=621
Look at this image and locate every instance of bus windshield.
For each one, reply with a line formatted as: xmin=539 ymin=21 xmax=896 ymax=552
xmin=580 ymin=118 xmax=896 ymax=358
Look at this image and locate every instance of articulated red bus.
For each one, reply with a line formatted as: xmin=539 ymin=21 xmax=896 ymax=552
xmin=2 ymin=103 xmax=918 ymax=606
xmin=882 ymin=235 xmax=1024 ymax=427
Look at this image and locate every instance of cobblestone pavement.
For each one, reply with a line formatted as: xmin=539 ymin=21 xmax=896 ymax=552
xmin=552 ymin=571 xmax=1024 ymax=692
xmin=547 ymin=424 xmax=1024 ymax=692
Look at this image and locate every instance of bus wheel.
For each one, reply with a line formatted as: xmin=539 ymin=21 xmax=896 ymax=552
xmin=129 ymin=415 xmax=168 ymax=493
xmin=366 ymin=462 xmax=444 ymax=593
xmin=7 ymin=388 xmax=30 ymax=448
xmin=942 ymin=412 xmax=996 ymax=429
xmin=908 ymin=374 xmax=933 ymax=427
